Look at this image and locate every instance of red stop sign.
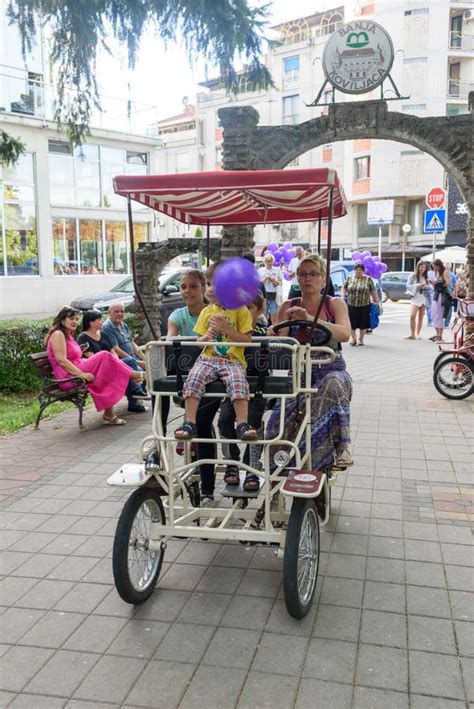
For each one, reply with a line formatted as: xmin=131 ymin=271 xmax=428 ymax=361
xmin=426 ymin=187 xmax=446 ymax=209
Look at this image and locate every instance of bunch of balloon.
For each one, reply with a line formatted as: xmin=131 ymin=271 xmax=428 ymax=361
xmin=351 ymin=250 xmax=388 ymax=280
xmin=264 ymin=242 xmax=296 ymax=280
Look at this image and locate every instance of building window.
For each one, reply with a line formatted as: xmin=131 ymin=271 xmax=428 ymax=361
xmin=357 ymin=204 xmax=389 ymax=240
xmin=283 ymin=56 xmax=300 ymax=89
xmin=320 ymin=11 xmax=344 ymax=35
xmin=354 ymin=156 xmax=371 ymax=181
xmin=0 ymin=153 xmax=38 ymax=277
xmin=281 ymin=224 xmax=298 ymax=240
xmin=282 ymin=94 xmax=299 ymax=125
xmin=79 ymin=220 xmax=103 ymax=274
xmin=406 ymin=199 xmax=425 ymax=235
xmin=105 ymin=221 xmax=127 ymax=274
xmin=48 ymin=142 xmax=148 ymax=210
xmin=52 ymin=218 xmax=149 ymax=275
xmin=52 ymin=218 xmax=78 ymax=275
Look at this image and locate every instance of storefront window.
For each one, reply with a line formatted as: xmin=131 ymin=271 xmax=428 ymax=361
xmin=79 ymin=220 xmax=103 ymax=274
xmin=52 ymin=218 xmax=78 ymax=274
xmin=105 ymin=220 xmax=127 ymax=273
xmin=0 ymin=153 xmax=38 ymax=276
xmin=133 ymin=222 xmax=149 ymax=248
xmin=4 ymin=203 xmax=38 ymax=275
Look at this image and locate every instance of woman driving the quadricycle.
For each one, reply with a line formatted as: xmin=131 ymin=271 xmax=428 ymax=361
xmin=267 ymin=253 xmax=353 ymax=471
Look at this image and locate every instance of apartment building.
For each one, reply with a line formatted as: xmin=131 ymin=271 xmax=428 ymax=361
xmin=0 ymin=0 xmax=160 ymax=315
xmin=156 ymin=0 xmax=473 ymax=265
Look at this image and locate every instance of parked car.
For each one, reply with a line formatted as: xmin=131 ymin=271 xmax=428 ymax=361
xmin=330 ymin=261 xmax=383 ymax=310
xmin=380 ymin=271 xmax=412 ymax=302
xmin=70 ymin=269 xmax=187 ymax=334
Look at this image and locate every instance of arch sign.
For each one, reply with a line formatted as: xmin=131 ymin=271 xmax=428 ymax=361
xmin=322 ymin=20 xmax=394 ymax=94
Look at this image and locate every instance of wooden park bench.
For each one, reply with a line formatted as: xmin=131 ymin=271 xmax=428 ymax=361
xmin=29 ymin=351 xmax=89 ymax=431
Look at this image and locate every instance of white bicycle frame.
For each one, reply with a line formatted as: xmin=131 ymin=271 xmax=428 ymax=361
xmin=117 ymin=338 xmax=336 ymax=548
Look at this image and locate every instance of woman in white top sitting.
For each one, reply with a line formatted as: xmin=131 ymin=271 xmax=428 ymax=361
xmin=405 ymin=261 xmax=430 ymax=340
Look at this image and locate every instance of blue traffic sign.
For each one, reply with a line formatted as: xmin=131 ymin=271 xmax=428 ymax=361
xmin=424 ymin=209 xmax=446 ymax=233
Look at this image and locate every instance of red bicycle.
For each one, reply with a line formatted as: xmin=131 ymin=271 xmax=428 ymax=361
xmin=433 ymin=298 xmax=474 ymax=400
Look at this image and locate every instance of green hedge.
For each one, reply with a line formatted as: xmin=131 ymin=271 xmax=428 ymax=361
xmin=0 ymin=313 xmax=137 ymax=393
xmin=0 ymin=319 xmax=49 ymax=393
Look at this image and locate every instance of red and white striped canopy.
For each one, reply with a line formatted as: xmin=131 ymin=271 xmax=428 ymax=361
xmin=113 ymin=168 xmax=347 ymax=225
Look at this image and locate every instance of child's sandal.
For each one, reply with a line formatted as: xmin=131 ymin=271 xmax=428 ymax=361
xmin=174 ymin=421 xmax=198 ymax=440
xmin=236 ymin=423 xmax=258 ymax=441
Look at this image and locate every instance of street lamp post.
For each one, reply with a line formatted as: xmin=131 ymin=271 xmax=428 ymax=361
xmin=401 ymin=223 xmax=411 ymax=271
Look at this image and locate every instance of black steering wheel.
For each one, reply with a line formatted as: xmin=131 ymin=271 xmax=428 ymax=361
xmin=272 ymin=319 xmax=332 ymax=346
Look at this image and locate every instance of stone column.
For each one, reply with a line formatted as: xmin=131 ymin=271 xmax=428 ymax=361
xmin=219 ymin=106 xmax=260 ymax=257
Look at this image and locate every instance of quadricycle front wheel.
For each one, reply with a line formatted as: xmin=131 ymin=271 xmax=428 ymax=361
xmin=283 ymin=498 xmax=320 ymax=619
xmin=113 ymin=488 xmax=166 ymax=604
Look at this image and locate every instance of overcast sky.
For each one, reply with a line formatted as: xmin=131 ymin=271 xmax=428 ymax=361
xmin=96 ymin=0 xmax=334 ymax=125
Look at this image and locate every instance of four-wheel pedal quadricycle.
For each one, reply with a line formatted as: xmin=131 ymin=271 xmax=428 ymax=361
xmin=108 ymin=168 xmax=348 ymax=618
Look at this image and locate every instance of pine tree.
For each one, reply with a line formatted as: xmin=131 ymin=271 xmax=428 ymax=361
xmin=1 ymin=0 xmax=272 ymax=162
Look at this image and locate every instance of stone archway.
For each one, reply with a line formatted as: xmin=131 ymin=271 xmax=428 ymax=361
xmin=134 ymin=237 xmax=221 ymax=341
xmin=219 ymin=100 xmax=473 ymax=294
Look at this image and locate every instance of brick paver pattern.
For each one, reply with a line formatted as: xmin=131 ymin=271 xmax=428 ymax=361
xmin=0 ymin=303 xmax=472 ymax=708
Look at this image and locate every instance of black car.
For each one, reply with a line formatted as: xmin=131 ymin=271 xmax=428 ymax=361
xmin=380 ymin=272 xmax=412 ymax=302
xmin=70 ymin=269 xmax=186 ymax=334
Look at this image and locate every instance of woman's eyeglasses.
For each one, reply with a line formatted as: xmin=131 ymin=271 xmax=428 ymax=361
xmin=297 ymin=271 xmax=322 ymax=278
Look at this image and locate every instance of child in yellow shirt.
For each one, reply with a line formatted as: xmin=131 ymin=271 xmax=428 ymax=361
xmin=175 ymin=262 xmax=257 ymax=442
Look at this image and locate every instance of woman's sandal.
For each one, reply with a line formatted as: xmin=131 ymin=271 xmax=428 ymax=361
xmin=236 ymin=422 xmax=258 ymax=441
xmin=224 ymin=465 xmax=240 ymax=486
xmin=243 ymin=473 xmax=260 ymax=492
xmin=103 ymin=415 xmax=126 ymax=426
xmin=175 ymin=421 xmax=198 ymax=440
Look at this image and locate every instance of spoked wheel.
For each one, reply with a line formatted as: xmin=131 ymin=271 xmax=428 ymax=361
xmin=283 ymin=498 xmax=320 ymax=619
xmin=433 ymin=350 xmax=468 ymax=372
xmin=113 ymin=488 xmax=166 ymax=604
xmin=433 ymin=356 xmax=474 ymax=400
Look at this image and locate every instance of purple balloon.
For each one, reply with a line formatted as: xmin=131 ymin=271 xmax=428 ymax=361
xmin=283 ymin=269 xmax=292 ymax=281
xmin=351 ymin=250 xmax=362 ymax=261
xmin=286 ymin=248 xmax=296 ymax=260
xmin=380 ymin=263 xmax=388 ymax=273
xmin=273 ymin=251 xmax=283 ymax=266
xmin=283 ymin=242 xmax=293 ymax=250
xmin=363 ymin=256 xmax=374 ymax=268
xmin=268 ymin=242 xmax=279 ymax=253
xmin=361 ymin=250 xmax=371 ymax=259
xmin=214 ymin=257 xmax=260 ymax=309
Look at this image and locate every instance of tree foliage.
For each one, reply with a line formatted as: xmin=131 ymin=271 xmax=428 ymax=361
xmin=0 ymin=129 xmax=26 ymax=166
xmin=7 ymin=0 xmax=273 ymax=146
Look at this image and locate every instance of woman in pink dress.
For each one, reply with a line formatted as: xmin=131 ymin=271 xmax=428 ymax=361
xmin=46 ymin=307 xmax=144 ymax=425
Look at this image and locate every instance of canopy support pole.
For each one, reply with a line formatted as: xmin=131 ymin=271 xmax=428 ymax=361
xmin=317 ymin=212 xmax=322 ymax=252
xmin=206 ymin=220 xmax=210 ymax=266
xmin=128 ymin=197 xmax=158 ymax=340
xmin=310 ymin=188 xmax=334 ymax=337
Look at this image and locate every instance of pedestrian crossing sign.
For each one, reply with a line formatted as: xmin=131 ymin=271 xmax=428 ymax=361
xmin=424 ymin=209 xmax=446 ymax=233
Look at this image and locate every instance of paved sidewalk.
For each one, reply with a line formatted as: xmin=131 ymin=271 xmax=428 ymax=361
xmin=1 ymin=303 xmax=473 ymax=708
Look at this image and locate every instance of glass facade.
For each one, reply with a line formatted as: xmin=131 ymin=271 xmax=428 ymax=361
xmin=47 ymin=141 xmax=150 ymax=275
xmin=0 ymin=153 xmax=38 ymax=276
xmin=49 ymin=142 xmax=148 ymax=210
xmin=51 ymin=217 xmax=148 ymax=276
